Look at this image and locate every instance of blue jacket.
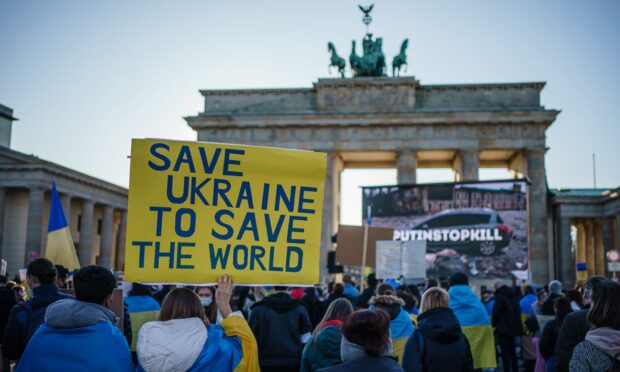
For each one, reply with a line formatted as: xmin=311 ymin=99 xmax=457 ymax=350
xmin=16 ymin=299 xmax=133 ymax=371
xmin=136 ymin=317 xmax=243 ymax=372
xmin=343 ymin=284 xmax=360 ymax=299
xmin=519 ymin=293 xmax=537 ymax=315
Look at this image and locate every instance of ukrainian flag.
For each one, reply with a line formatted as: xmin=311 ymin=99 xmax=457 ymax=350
xmin=449 ymin=285 xmax=497 ymax=369
xmin=45 ymin=182 xmax=80 ymax=271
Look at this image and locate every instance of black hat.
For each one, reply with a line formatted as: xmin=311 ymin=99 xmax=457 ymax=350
xmin=449 ymin=272 xmax=469 ymax=286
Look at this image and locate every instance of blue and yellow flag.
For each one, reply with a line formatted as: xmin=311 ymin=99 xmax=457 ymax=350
xmin=45 ymin=182 xmax=80 ymax=271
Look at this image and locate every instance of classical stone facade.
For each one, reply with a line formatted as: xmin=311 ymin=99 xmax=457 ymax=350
xmin=0 ymin=106 xmax=128 ymax=275
xmin=186 ymin=77 xmax=560 ymax=283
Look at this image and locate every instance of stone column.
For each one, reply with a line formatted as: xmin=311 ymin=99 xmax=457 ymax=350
xmin=576 ymin=221 xmax=586 ymax=263
xmin=60 ymin=194 xmax=71 ymax=223
xmin=585 ymin=221 xmax=595 ymax=277
xmin=615 ymin=213 xmax=620 ymax=251
xmin=526 ymin=148 xmax=549 ymax=284
xmin=594 ymin=219 xmax=605 ymax=276
xmin=79 ymin=199 xmax=94 ymax=265
xmin=116 ymin=210 xmax=128 ymax=270
xmin=99 ymin=205 xmax=114 ymax=269
xmin=455 ymin=150 xmax=479 ymax=182
xmin=558 ymin=217 xmax=575 ymax=287
xmin=25 ymin=186 xmax=46 ymax=262
xmin=0 ymin=188 xmax=5 ymax=258
xmin=396 ymin=150 xmax=417 ymax=185
xmin=320 ymin=153 xmax=336 ymax=280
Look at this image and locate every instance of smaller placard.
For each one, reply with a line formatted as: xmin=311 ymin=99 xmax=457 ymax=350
xmin=376 ymin=240 xmax=426 ymax=279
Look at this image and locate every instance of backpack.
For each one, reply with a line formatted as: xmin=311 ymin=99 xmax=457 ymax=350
xmin=20 ymin=299 xmax=56 ymax=343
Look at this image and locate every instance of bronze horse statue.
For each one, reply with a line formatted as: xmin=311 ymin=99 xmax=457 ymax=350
xmin=349 ymin=40 xmax=363 ymax=77
xmin=328 ymin=42 xmax=346 ymax=78
xmin=392 ymin=38 xmax=409 ymax=76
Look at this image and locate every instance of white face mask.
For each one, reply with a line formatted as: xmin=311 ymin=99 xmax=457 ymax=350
xmin=200 ymin=297 xmax=212 ymax=307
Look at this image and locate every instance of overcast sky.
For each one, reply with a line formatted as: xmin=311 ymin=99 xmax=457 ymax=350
xmin=1 ymin=1 xmax=619 ymax=224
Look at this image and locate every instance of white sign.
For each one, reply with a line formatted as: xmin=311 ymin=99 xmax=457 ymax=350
xmin=0 ymin=260 xmax=6 ymax=276
xmin=608 ymin=262 xmax=620 ymax=272
xmin=376 ymin=240 xmax=426 ymax=279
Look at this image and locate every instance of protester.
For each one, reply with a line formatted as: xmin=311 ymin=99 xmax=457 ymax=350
xmin=519 ymin=285 xmax=538 ymax=371
xmin=0 ymin=276 xmax=14 ymax=372
xmin=554 ymin=276 xmax=606 ymax=372
xmin=125 ymin=283 xmax=160 ymax=356
xmin=425 ymin=279 xmax=438 ymax=290
xmin=447 ymin=272 xmax=497 ymax=370
xmin=402 ymin=287 xmax=473 ymax=372
xmin=492 ymin=280 xmax=523 ymax=372
xmin=370 ymin=285 xmax=415 ymax=364
xmin=356 ymin=273 xmax=378 ymax=309
xmin=152 ymin=284 xmax=174 ymax=305
xmin=2 ymin=258 xmax=72 ymax=361
xmin=480 ymin=289 xmax=494 ymax=316
xmin=565 ymin=289 xmax=583 ymax=311
xmin=396 ymin=286 xmax=419 ymax=315
xmin=249 ymin=285 xmax=312 ymax=372
xmin=539 ymin=297 xmax=572 ymax=371
xmin=569 ymin=281 xmax=620 ymax=371
xmin=342 ymin=275 xmax=359 ymax=301
xmin=195 ymin=286 xmax=218 ymax=324
xmin=136 ymin=275 xmax=259 ymax=372
xmin=301 ymin=287 xmax=325 ymax=329
xmin=11 ymin=285 xmax=26 ymax=303
xmin=532 ymin=287 xmax=547 ymax=315
xmin=301 ymin=298 xmax=354 ymax=371
xmin=324 ymin=283 xmax=346 ymax=309
xmin=318 ymin=308 xmax=403 ymax=372
xmin=55 ymin=264 xmax=69 ymax=289
xmin=16 ymin=265 xmax=134 ymax=371
xmin=542 ymin=280 xmax=562 ymax=316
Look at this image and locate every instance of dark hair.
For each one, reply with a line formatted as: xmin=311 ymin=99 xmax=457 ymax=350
xmin=553 ymin=297 xmax=572 ymax=331
xmin=343 ymin=309 xmax=391 ymax=357
xmin=74 ymin=266 xmax=116 ymax=305
xmin=407 ymin=284 xmax=421 ymax=304
xmin=160 ymin=288 xmax=205 ymax=321
xmin=313 ymin=298 xmax=353 ymax=336
xmin=426 ymin=279 xmax=438 ymax=288
xmin=523 ymin=285 xmax=535 ymax=296
xmin=27 ymin=258 xmax=57 ymax=284
xmin=565 ymin=289 xmax=583 ymax=309
xmin=129 ymin=283 xmax=153 ymax=296
xmin=195 ymin=286 xmax=217 ymax=323
xmin=332 ymin=283 xmax=344 ymax=296
xmin=377 ymin=283 xmax=394 ymax=295
xmin=396 ymin=285 xmax=418 ymax=312
xmin=55 ymin=265 xmax=69 ymax=281
xmin=448 ymin=272 xmax=468 ymax=286
xmin=273 ymin=286 xmax=288 ymax=292
xmin=0 ymin=275 xmax=7 ymax=284
xmin=367 ymin=273 xmax=378 ymax=287
xmin=440 ymin=280 xmax=450 ymax=290
xmin=588 ymin=281 xmax=620 ymax=329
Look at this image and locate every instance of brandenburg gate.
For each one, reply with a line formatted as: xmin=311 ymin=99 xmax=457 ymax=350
xmin=185 ymin=77 xmax=560 ymax=283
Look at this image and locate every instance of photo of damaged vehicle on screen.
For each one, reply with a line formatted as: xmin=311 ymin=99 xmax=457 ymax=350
xmin=394 ymin=208 xmax=511 ymax=256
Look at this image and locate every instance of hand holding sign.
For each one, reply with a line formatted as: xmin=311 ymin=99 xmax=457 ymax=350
xmin=216 ymin=274 xmax=234 ymax=318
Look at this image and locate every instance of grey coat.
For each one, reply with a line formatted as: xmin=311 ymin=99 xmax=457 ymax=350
xmin=569 ymin=341 xmax=616 ymax=372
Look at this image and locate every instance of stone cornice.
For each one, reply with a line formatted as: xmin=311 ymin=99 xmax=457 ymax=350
xmin=200 ymin=88 xmax=313 ymax=97
xmin=420 ymin=81 xmax=546 ymax=91
xmin=186 ymin=109 xmax=560 ymax=129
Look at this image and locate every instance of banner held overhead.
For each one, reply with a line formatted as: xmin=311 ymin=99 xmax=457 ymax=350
xmin=124 ymin=139 xmax=327 ymax=285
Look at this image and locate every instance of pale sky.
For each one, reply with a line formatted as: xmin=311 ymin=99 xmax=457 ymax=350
xmin=1 ymin=1 xmax=619 ymax=225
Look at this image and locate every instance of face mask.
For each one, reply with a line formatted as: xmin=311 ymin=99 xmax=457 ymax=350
xmin=200 ymin=297 xmax=212 ymax=307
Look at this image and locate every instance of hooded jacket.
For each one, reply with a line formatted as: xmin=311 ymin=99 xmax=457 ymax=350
xmin=0 ymin=286 xmax=17 ymax=339
xmin=249 ymin=291 xmax=312 ymax=367
xmin=136 ymin=314 xmax=261 ymax=372
xmin=15 ymin=298 xmax=133 ymax=372
xmin=370 ymin=295 xmax=415 ymax=364
xmin=491 ymin=285 xmax=522 ymax=337
xmin=301 ymin=321 xmax=344 ymax=372
xmin=569 ymin=327 xmax=620 ymax=372
xmin=402 ymin=307 xmax=474 ymax=372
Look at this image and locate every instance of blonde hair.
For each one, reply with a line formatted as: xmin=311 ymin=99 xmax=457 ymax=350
xmin=420 ymin=287 xmax=449 ymax=313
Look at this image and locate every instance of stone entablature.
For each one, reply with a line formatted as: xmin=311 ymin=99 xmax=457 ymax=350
xmin=194 ymin=78 xmax=549 ymax=116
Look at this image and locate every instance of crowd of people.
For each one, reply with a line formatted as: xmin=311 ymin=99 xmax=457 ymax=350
xmin=0 ymin=259 xmax=618 ymax=371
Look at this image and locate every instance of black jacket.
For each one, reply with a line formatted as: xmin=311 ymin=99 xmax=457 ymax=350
xmin=318 ymin=355 xmax=403 ymax=372
xmin=300 ymin=288 xmax=325 ymax=329
xmin=355 ymin=286 xmax=376 ymax=309
xmin=538 ymin=319 xmax=559 ymax=360
xmin=541 ymin=293 xmax=560 ymax=316
xmin=2 ymin=283 xmax=72 ymax=360
xmin=249 ymin=292 xmax=312 ymax=368
xmin=402 ymin=307 xmax=474 ymax=372
xmin=0 ymin=287 xmax=17 ymax=340
xmin=491 ymin=286 xmax=522 ymax=337
xmin=554 ymin=309 xmax=590 ymax=372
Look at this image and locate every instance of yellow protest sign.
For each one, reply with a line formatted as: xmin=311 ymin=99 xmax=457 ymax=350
xmin=124 ymin=139 xmax=326 ymax=285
